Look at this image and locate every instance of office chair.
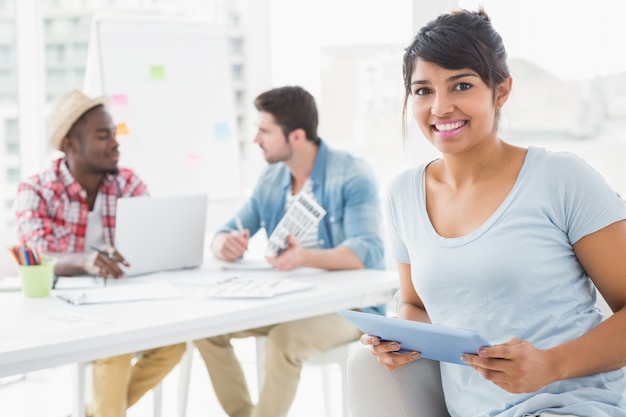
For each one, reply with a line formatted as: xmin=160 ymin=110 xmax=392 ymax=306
xmin=71 ymin=341 xmax=194 ymax=417
xmin=174 ymin=337 xmax=355 ymax=417
xmin=255 ymin=336 xmax=356 ymax=417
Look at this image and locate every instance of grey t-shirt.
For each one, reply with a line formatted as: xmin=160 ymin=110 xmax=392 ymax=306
xmin=386 ymin=146 xmax=626 ymax=417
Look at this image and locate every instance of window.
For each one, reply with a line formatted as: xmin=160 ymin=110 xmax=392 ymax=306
xmin=0 ymin=0 xmax=245 ymax=240
xmin=5 ymin=118 xmax=18 ymax=154
xmin=6 ymin=167 xmax=19 ymax=182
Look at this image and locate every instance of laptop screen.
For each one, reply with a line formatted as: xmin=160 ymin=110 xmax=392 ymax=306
xmin=114 ymin=194 xmax=208 ymax=276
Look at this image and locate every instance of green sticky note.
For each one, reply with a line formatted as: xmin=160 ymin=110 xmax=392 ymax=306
xmin=150 ymin=65 xmax=165 ymax=80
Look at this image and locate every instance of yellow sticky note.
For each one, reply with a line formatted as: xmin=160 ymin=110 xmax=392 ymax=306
xmin=150 ymin=65 xmax=165 ymax=80
xmin=116 ymin=122 xmax=129 ymax=136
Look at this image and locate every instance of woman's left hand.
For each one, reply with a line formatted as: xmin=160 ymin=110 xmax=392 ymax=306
xmin=461 ymin=338 xmax=557 ymax=393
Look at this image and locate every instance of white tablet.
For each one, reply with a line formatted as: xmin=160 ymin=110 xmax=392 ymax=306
xmin=338 ymin=309 xmax=491 ymax=365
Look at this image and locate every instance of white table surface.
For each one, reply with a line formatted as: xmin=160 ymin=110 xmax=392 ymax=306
xmin=0 ymin=265 xmax=398 ymax=378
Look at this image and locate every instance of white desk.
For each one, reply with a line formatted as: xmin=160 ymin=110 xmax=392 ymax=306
xmin=0 ymin=266 xmax=398 ymax=379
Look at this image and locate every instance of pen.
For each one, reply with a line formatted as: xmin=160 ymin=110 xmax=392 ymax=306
xmin=90 ymin=245 xmax=116 ymax=259
xmin=90 ymin=246 xmax=115 ymax=286
xmin=234 ymin=216 xmax=248 ymax=254
xmin=234 ymin=216 xmax=245 ymax=234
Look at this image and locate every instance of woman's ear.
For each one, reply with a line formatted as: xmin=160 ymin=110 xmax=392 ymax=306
xmin=495 ymin=76 xmax=513 ymax=108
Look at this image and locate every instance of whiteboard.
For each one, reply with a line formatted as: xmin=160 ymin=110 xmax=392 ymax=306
xmin=83 ymin=15 xmax=241 ymax=200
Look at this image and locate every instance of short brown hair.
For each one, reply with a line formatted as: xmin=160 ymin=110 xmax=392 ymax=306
xmin=254 ymin=86 xmax=320 ymax=144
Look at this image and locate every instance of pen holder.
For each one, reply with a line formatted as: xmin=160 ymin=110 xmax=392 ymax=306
xmin=17 ymin=263 xmax=55 ymax=298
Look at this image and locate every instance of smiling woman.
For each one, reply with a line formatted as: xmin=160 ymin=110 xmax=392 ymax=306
xmin=347 ymin=7 xmax=626 ymax=417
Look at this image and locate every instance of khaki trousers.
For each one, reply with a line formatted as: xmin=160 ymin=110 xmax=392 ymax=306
xmin=194 ymin=312 xmax=363 ymax=417
xmin=88 ymin=343 xmax=186 ymax=417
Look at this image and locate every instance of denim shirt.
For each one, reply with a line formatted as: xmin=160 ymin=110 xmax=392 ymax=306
xmin=217 ymin=140 xmax=385 ymax=314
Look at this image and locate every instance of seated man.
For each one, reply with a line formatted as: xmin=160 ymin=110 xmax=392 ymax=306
xmin=14 ymin=89 xmax=186 ymax=417
xmin=194 ymin=85 xmax=385 ymax=417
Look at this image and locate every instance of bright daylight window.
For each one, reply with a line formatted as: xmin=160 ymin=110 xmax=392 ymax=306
xmin=457 ymin=0 xmax=626 ymax=198
xmin=2 ymin=0 xmax=626 ymax=242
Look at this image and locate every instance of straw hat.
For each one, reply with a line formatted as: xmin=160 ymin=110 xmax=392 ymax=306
xmin=47 ymin=89 xmax=109 ymax=151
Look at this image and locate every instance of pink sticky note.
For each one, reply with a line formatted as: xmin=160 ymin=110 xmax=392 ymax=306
xmin=112 ymin=94 xmax=128 ymax=106
xmin=186 ymin=154 xmax=202 ymax=167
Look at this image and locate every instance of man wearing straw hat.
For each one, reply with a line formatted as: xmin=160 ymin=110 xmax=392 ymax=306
xmin=14 ymin=89 xmax=185 ymax=417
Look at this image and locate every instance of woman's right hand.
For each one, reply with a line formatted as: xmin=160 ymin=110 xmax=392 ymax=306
xmin=360 ymin=333 xmax=421 ymax=370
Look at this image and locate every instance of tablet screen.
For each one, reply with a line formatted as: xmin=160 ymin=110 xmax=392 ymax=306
xmin=338 ymin=309 xmax=491 ymax=365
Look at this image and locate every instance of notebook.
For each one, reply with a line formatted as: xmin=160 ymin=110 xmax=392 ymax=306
xmin=114 ymin=194 xmax=208 ymax=277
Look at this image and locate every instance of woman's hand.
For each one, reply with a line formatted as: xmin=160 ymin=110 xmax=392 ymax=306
xmin=360 ymin=332 xmax=421 ymax=370
xmin=461 ymin=338 xmax=557 ymax=393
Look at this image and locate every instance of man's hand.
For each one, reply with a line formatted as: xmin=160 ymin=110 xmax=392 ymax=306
xmin=213 ymin=230 xmax=250 ymax=262
xmin=84 ymin=245 xmax=129 ymax=278
xmin=265 ymin=234 xmax=304 ymax=271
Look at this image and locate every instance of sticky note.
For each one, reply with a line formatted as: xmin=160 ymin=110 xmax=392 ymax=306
xmin=112 ymin=94 xmax=128 ymax=106
xmin=186 ymin=154 xmax=202 ymax=167
xmin=150 ymin=65 xmax=165 ymax=80
xmin=214 ymin=122 xmax=231 ymax=139
xmin=116 ymin=122 xmax=129 ymax=136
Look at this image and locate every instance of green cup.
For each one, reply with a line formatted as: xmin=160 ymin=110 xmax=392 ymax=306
xmin=18 ymin=263 xmax=55 ymax=298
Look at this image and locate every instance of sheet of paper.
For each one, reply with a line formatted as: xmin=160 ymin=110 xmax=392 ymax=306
xmin=197 ymin=276 xmax=315 ymax=299
xmin=53 ymin=275 xmax=105 ymax=290
xmin=55 ymin=281 xmax=186 ymax=305
xmin=0 ymin=276 xmax=20 ymax=292
xmin=265 ymin=192 xmax=326 ymax=257
xmin=218 ymin=259 xmax=274 ymax=271
xmin=0 ymin=314 xmax=110 ymax=340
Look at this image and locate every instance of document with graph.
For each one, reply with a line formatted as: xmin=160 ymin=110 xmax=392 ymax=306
xmin=265 ymin=192 xmax=326 ymax=257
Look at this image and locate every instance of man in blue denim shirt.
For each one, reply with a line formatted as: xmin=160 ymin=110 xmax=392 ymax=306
xmin=194 ymin=86 xmax=384 ymax=417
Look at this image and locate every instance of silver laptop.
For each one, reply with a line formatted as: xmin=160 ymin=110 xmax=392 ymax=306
xmin=114 ymin=194 xmax=208 ymax=276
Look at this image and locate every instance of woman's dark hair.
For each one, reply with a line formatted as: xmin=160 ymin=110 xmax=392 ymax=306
xmin=254 ymin=85 xmax=320 ymax=145
xmin=401 ymin=8 xmax=510 ymax=135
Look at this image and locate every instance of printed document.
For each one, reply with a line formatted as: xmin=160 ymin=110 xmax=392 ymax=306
xmin=265 ymin=192 xmax=326 ymax=257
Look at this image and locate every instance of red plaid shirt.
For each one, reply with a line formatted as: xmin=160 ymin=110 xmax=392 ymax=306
xmin=15 ymin=158 xmax=148 ymax=253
